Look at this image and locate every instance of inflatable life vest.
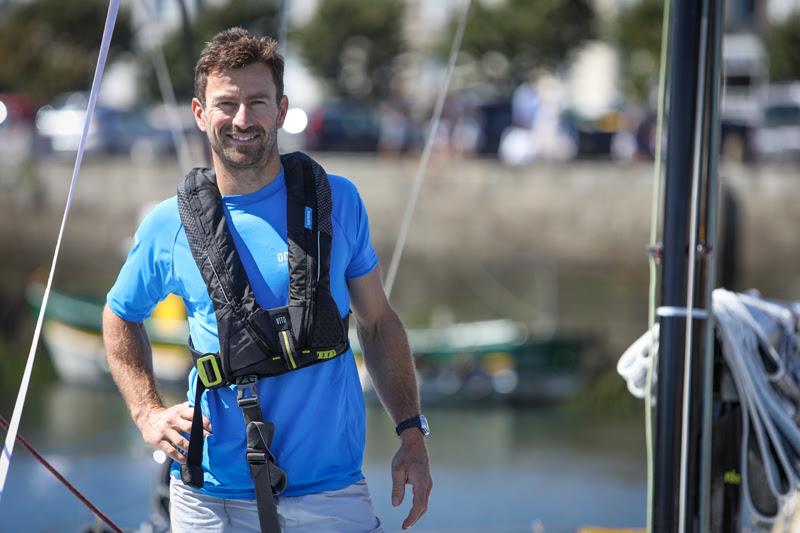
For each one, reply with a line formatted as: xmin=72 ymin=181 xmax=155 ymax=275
xmin=176 ymin=151 xmax=350 ymax=533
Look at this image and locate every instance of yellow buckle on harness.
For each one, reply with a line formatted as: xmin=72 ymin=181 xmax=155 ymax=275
xmin=197 ymin=354 xmax=223 ymax=388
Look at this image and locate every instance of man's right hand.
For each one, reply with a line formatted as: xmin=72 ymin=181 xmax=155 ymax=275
xmin=136 ymin=401 xmax=212 ymax=463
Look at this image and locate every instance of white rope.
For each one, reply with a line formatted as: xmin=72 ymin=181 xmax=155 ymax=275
xmin=677 ymin=1 xmax=711 ymax=528
xmin=713 ymin=289 xmax=800 ymax=526
xmin=0 ymin=0 xmax=120 ymax=500
xmin=657 ymin=306 xmax=709 ymax=319
xmin=620 ymin=289 xmax=800 ymax=527
xmin=383 ymin=0 xmax=471 ymax=298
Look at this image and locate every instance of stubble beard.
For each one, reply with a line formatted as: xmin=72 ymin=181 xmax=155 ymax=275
xmin=209 ymin=123 xmax=278 ymax=175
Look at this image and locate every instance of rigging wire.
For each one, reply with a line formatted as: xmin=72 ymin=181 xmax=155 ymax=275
xmin=644 ymin=0 xmax=672 ymax=529
xmin=277 ymin=0 xmax=290 ymax=57
xmin=677 ymin=0 xmax=712 ymax=528
xmin=0 ymin=415 xmax=123 ymax=533
xmin=148 ymin=36 xmax=194 ymax=171
xmin=0 ymin=0 xmax=121 ymax=502
xmin=139 ymin=0 xmax=193 ymax=171
xmin=698 ymin=1 xmax=725 ymax=526
xmin=383 ymin=0 xmax=471 ymax=298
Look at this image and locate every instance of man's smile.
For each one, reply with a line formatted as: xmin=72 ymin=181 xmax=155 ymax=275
xmin=226 ymin=131 xmax=261 ymax=145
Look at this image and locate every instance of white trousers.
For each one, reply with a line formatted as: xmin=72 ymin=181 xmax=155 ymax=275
xmin=170 ymin=478 xmax=384 ymax=533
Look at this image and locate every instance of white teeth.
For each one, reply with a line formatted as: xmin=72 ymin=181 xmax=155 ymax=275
xmin=231 ymin=134 xmax=255 ymax=141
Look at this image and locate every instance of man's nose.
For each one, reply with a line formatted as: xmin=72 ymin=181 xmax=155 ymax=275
xmin=232 ymin=104 xmax=251 ymax=129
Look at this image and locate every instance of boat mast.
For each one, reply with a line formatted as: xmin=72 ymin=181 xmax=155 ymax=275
xmin=654 ymin=0 xmax=725 ymax=531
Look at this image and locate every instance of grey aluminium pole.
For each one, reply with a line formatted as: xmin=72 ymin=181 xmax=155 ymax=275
xmin=697 ymin=0 xmax=725 ymax=528
xmin=677 ymin=0 xmax=726 ymax=529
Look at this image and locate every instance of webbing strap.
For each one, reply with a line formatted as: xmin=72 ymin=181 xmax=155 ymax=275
xmin=238 ymin=376 xmax=286 ymax=533
xmin=180 ymin=378 xmax=206 ymax=488
xmin=246 ymin=421 xmax=285 ymax=532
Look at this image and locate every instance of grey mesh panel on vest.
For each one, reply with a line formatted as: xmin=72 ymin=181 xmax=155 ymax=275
xmin=312 ymin=162 xmax=333 ymax=237
xmin=311 ymin=301 xmax=344 ymax=347
xmin=177 ymin=180 xmax=207 ymax=256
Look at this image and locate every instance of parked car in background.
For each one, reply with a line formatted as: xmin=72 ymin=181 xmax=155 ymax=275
xmin=304 ymin=101 xmax=381 ymax=152
xmin=0 ymin=93 xmax=38 ymax=185
xmin=35 ymin=92 xmax=176 ymax=159
xmin=753 ymin=83 xmax=800 ymax=162
xmin=720 ymin=33 xmax=768 ymax=161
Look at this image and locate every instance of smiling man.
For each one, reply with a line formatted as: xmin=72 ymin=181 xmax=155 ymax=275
xmin=102 ymin=28 xmax=431 ymax=533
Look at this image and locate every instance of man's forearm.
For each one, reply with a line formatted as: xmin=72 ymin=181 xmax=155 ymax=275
xmin=358 ymin=309 xmax=420 ymax=424
xmin=102 ymin=305 xmax=163 ymax=427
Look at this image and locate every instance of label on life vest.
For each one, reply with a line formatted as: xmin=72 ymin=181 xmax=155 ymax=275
xmin=317 ymin=349 xmax=337 ymax=360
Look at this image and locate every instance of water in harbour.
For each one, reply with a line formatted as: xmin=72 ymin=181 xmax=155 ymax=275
xmin=0 ymin=382 xmax=645 ymax=533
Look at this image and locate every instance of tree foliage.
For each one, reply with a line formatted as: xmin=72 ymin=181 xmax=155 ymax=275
xmin=294 ymin=0 xmax=404 ymax=101
xmin=455 ymin=0 xmax=596 ymax=83
xmin=615 ymin=0 xmax=665 ymax=103
xmin=0 ymin=0 xmax=133 ymax=102
xmin=142 ymin=0 xmax=279 ymax=101
xmin=766 ymin=12 xmax=800 ymax=82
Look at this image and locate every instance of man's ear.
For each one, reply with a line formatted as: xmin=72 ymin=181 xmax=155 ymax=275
xmin=277 ymin=95 xmax=288 ymax=129
xmin=192 ymin=98 xmax=207 ymax=132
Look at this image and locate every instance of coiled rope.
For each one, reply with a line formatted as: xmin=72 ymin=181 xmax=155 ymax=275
xmin=713 ymin=289 xmax=800 ymax=526
xmin=0 ymin=0 xmax=121 ymax=504
xmin=621 ymin=289 xmax=800 ymax=527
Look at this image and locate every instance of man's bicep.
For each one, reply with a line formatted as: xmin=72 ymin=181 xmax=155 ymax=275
xmin=102 ymin=303 xmax=150 ymax=359
xmin=348 ymin=266 xmax=389 ymax=328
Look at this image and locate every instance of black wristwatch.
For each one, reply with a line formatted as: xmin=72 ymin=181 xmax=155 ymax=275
xmin=395 ymin=414 xmax=430 ymax=437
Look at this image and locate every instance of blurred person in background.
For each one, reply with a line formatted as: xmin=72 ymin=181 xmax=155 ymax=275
xmin=500 ymin=74 xmax=576 ymax=166
xmin=102 ymin=27 xmax=431 ymax=533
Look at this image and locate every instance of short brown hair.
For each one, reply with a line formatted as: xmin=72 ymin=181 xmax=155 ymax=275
xmin=194 ymin=27 xmax=284 ymax=104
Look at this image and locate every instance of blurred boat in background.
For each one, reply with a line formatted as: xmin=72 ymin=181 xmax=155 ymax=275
xmin=26 ymin=284 xmax=190 ymax=387
xmin=353 ymin=319 xmax=589 ymax=405
xmin=27 ymin=284 xmax=589 ymax=403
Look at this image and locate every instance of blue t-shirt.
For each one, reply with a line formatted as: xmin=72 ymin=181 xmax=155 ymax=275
xmin=107 ymin=167 xmax=379 ymax=499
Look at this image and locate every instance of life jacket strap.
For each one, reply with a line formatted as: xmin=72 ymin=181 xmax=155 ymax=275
xmin=187 ymin=313 xmax=352 ymax=388
xmin=237 ymin=375 xmax=286 ymax=533
xmin=180 ymin=377 xmax=207 ymax=489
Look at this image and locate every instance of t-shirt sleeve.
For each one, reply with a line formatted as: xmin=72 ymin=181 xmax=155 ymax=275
xmin=107 ymin=202 xmax=176 ymax=323
xmin=344 ymin=185 xmax=379 ymax=280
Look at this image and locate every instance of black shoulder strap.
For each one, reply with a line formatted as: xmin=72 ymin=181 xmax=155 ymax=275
xmin=177 ymin=168 xmax=282 ymax=377
xmin=177 ymin=168 xmax=258 ymax=318
xmin=280 ymin=152 xmax=343 ymax=350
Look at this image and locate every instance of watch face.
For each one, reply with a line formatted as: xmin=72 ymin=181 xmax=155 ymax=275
xmin=419 ymin=415 xmax=430 ymax=436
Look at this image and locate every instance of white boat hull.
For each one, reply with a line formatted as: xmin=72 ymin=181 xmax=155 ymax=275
xmin=43 ymin=319 xmax=191 ymax=387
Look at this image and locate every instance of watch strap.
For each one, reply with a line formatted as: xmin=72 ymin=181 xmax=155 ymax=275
xmin=395 ymin=415 xmax=428 ymax=437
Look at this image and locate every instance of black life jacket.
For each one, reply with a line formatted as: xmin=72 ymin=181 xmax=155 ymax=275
xmin=176 ymin=151 xmax=350 ymax=533
xmin=177 ymin=151 xmax=350 ymax=385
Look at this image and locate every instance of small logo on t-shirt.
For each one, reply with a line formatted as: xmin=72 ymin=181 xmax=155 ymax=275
xmin=277 ymin=251 xmax=288 ymax=264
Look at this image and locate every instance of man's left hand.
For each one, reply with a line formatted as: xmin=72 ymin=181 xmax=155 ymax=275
xmin=391 ymin=429 xmax=432 ymax=529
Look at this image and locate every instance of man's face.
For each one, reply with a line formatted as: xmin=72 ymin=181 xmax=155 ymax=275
xmin=192 ymin=63 xmax=288 ymax=172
